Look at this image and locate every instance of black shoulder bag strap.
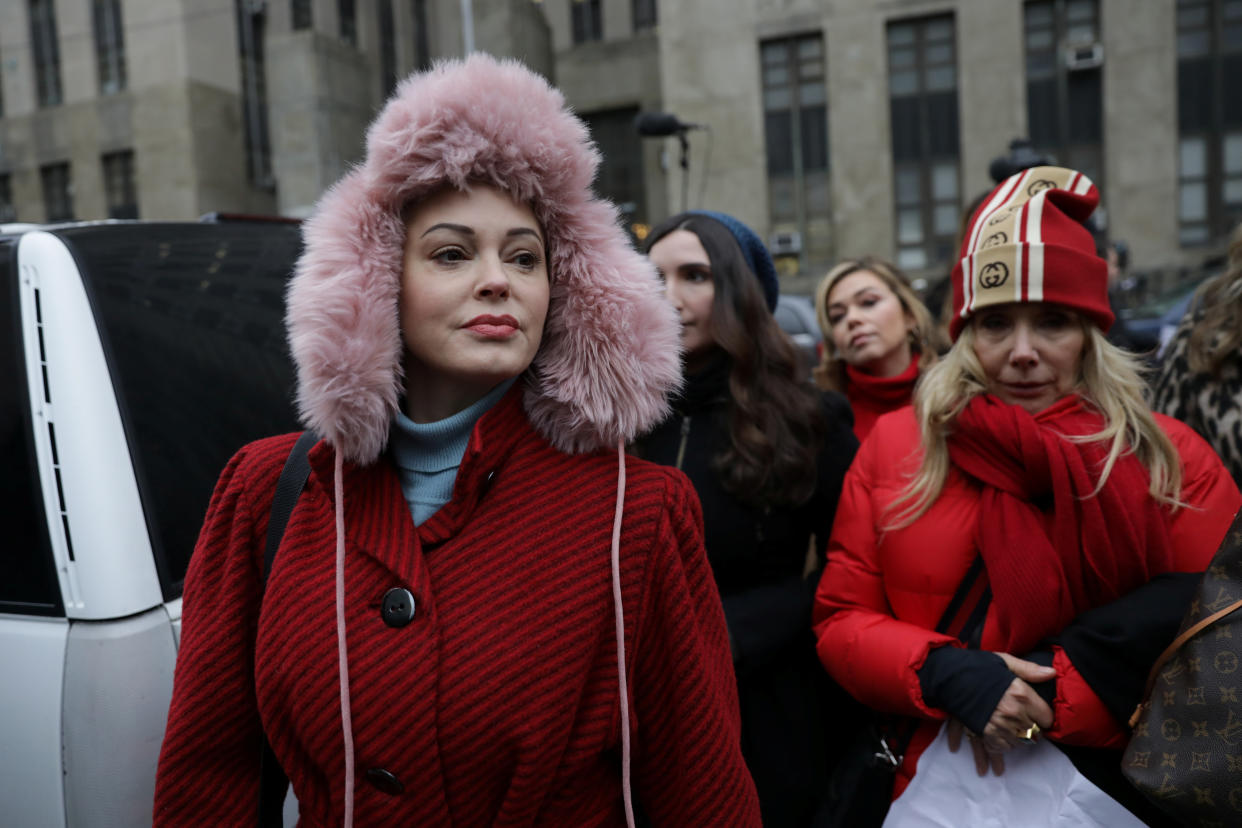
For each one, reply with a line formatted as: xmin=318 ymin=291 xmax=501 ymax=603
xmin=258 ymin=429 xmax=318 ymax=828
xmin=879 ymin=554 xmax=990 ymax=764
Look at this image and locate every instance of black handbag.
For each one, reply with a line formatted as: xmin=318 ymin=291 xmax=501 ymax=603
xmin=818 ymin=557 xmax=989 ymax=828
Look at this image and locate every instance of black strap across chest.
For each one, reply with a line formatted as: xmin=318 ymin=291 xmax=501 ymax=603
xmin=258 ymin=429 xmax=318 ymax=827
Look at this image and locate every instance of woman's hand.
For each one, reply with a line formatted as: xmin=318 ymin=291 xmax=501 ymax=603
xmin=945 ymin=653 xmax=1055 ymax=776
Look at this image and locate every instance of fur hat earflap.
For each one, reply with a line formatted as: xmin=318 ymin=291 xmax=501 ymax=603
xmin=287 ymin=54 xmax=682 ymax=463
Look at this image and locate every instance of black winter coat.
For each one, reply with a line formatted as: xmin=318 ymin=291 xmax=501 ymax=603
xmin=637 ymin=358 xmax=858 ymax=827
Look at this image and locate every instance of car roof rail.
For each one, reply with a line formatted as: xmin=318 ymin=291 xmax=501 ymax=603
xmin=198 ymin=212 xmax=302 ymax=225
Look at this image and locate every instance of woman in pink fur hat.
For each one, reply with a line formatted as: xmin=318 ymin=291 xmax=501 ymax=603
xmin=154 ymin=55 xmax=760 ymax=828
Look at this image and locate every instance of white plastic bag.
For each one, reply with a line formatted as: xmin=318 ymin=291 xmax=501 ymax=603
xmin=883 ymin=724 xmax=1146 ymax=828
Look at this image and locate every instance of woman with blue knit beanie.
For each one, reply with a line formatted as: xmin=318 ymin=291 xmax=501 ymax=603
xmin=638 ymin=211 xmax=859 ymax=826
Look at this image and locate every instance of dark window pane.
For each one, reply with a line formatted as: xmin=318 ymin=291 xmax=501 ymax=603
xmin=801 ymin=105 xmax=828 ymax=171
xmin=1066 ymin=70 xmax=1103 ymax=141
xmin=58 ymin=224 xmax=302 ymax=599
xmin=572 ymin=0 xmax=603 ymax=44
xmin=412 ymin=0 xmax=431 ymax=71
xmin=0 ymin=242 xmax=62 ymax=615
xmin=890 ymin=97 xmax=922 ymax=161
xmin=235 ymin=0 xmax=273 ymax=187
xmin=29 ymin=0 xmax=63 ymax=107
xmin=338 ymin=0 xmax=356 ymax=44
xmin=926 ymin=93 xmax=959 ymax=156
xmin=1225 ymin=55 xmax=1242 ymax=125
xmin=1178 ymin=57 xmax=1214 ymax=131
xmin=379 ymin=0 xmax=396 ymax=96
xmin=0 ymin=176 xmax=14 ymax=222
xmin=632 ymin=0 xmax=656 ymax=31
xmin=291 ymin=0 xmax=312 ymax=29
xmin=765 ymin=111 xmax=793 ymax=174
xmin=1027 ymin=77 xmax=1059 ymax=146
xmin=102 ymin=150 xmax=139 ymax=219
xmin=40 ymin=163 xmax=73 ymax=222
xmin=582 ymin=107 xmax=646 ymax=222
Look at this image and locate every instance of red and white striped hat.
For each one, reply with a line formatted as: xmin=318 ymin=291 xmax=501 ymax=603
xmin=949 ymin=165 xmax=1113 ymax=340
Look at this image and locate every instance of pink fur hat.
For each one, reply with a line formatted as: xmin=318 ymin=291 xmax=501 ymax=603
xmin=287 ymin=54 xmax=682 ymax=464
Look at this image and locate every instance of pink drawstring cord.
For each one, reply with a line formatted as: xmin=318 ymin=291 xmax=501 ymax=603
xmin=334 ymin=452 xmax=356 ymax=828
xmin=610 ymin=440 xmax=634 ymax=828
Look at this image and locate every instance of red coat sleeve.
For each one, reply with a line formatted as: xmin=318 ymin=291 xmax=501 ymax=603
xmin=631 ymin=470 xmax=762 ymax=826
xmin=812 ymin=431 xmax=957 ymax=719
xmin=154 ymin=440 xmax=284 ymax=826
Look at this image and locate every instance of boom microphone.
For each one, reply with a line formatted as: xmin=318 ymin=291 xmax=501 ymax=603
xmin=634 ymin=112 xmax=704 ymax=137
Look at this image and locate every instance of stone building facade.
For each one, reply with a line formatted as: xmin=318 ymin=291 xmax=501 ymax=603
xmin=1 ymin=1 xmax=1234 ymax=292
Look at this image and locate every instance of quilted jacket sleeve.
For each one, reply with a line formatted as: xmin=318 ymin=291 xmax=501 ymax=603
xmin=154 ymin=439 xmax=287 ymax=826
xmin=1047 ymin=417 xmax=1242 ymax=746
xmin=631 ymin=470 xmax=762 ymax=827
xmin=812 ymin=430 xmax=957 ymax=719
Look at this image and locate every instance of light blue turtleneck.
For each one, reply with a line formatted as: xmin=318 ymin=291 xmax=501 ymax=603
xmin=389 ymin=378 xmax=515 ymax=526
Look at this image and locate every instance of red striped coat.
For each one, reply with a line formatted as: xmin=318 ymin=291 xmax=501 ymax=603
xmin=155 ymin=389 xmax=760 ymax=826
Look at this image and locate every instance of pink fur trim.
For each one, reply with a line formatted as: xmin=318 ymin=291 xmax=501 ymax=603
xmin=287 ymin=55 xmax=680 ymax=463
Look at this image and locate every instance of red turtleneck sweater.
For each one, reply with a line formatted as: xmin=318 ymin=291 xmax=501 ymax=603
xmin=844 ymin=357 xmax=920 ymax=443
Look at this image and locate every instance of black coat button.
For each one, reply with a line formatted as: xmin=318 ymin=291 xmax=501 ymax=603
xmin=363 ymin=767 xmax=404 ymax=796
xmin=381 ymin=587 xmax=416 ymax=628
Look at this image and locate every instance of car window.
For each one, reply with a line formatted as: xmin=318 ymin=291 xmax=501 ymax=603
xmin=59 ymin=224 xmax=302 ymax=601
xmin=0 ymin=240 xmax=62 ymax=615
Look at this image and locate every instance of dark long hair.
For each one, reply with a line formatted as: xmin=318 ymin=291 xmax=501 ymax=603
xmin=644 ymin=213 xmax=825 ymax=507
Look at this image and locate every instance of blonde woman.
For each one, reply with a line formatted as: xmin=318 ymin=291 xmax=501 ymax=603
xmin=813 ymin=168 xmax=1240 ymax=825
xmin=813 ymin=257 xmax=939 ymax=442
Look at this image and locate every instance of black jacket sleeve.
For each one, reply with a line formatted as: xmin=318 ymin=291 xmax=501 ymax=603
xmin=1053 ymin=572 xmax=1201 ymax=725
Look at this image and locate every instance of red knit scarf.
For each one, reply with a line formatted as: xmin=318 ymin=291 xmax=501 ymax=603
xmin=947 ymin=394 xmax=1175 ymax=654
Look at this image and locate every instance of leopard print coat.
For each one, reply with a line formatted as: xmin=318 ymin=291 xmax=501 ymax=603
xmin=1151 ymin=309 xmax=1242 ymax=489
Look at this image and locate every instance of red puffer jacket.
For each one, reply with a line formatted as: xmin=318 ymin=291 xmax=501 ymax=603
xmin=813 ymin=404 xmax=1241 ymax=796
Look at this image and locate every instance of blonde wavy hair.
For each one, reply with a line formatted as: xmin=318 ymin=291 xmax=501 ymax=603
xmin=812 ymin=257 xmax=940 ymax=392
xmin=888 ymin=315 xmax=1184 ymax=527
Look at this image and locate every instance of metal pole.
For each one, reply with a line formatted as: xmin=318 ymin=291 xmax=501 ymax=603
xmin=461 ymin=0 xmax=474 ymax=54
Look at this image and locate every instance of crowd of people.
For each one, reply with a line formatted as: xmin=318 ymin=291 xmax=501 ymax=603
xmin=153 ymin=56 xmax=1241 ymax=827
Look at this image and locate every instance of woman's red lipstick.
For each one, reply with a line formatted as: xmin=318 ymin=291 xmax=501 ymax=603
xmin=465 ymin=314 xmax=519 ymax=338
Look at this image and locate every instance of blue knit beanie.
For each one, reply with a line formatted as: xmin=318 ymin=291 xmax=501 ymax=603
xmin=687 ymin=210 xmax=780 ymax=312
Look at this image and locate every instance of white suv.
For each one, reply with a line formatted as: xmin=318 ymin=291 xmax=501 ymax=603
xmin=1 ymin=219 xmax=301 ymax=827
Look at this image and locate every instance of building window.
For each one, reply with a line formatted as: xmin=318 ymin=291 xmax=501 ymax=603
xmin=888 ymin=15 xmax=961 ymax=271
xmin=1177 ymin=0 xmax=1242 ymax=247
xmin=92 ymin=0 xmax=127 ymax=95
xmin=102 ymin=151 xmax=138 ymax=219
xmin=761 ymin=34 xmax=829 ymax=260
xmin=235 ymin=0 xmax=273 ymax=188
xmin=412 ymin=0 xmax=431 ymax=71
xmin=379 ymin=0 xmax=396 ymax=96
xmin=633 ymin=0 xmax=657 ymax=31
xmin=1023 ymin=1 xmax=1103 ymax=187
xmin=41 ymin=163 xmax=73 ymax=222
xmin=29 ymin=0 xmax=63 ymax=108
xmin=0 ymin=175 xmax=15 ymax=222
xmin=582 ymin=107 xmax=647 ymax=232
xmin=339 ymin=0 xmax=357 ymax=45
xmin=572 ymin=0 xmax=603 ymax=44
xmin=291 ymin=0 xmax=312 ymax=30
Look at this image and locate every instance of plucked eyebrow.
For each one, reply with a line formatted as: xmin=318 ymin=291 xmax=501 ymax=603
xmin=420 ymin=223 xmax=544 ymax=246
xmin=828 ymin=285 xmax=881 ymax=312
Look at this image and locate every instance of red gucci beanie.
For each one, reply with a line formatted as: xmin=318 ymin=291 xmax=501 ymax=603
xmin=949 ymin=165 xmax=1113 ymax=340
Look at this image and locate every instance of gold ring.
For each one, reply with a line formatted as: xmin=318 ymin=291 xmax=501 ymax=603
xmin=1016 ymin=723 xmax=1041 ymax=743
